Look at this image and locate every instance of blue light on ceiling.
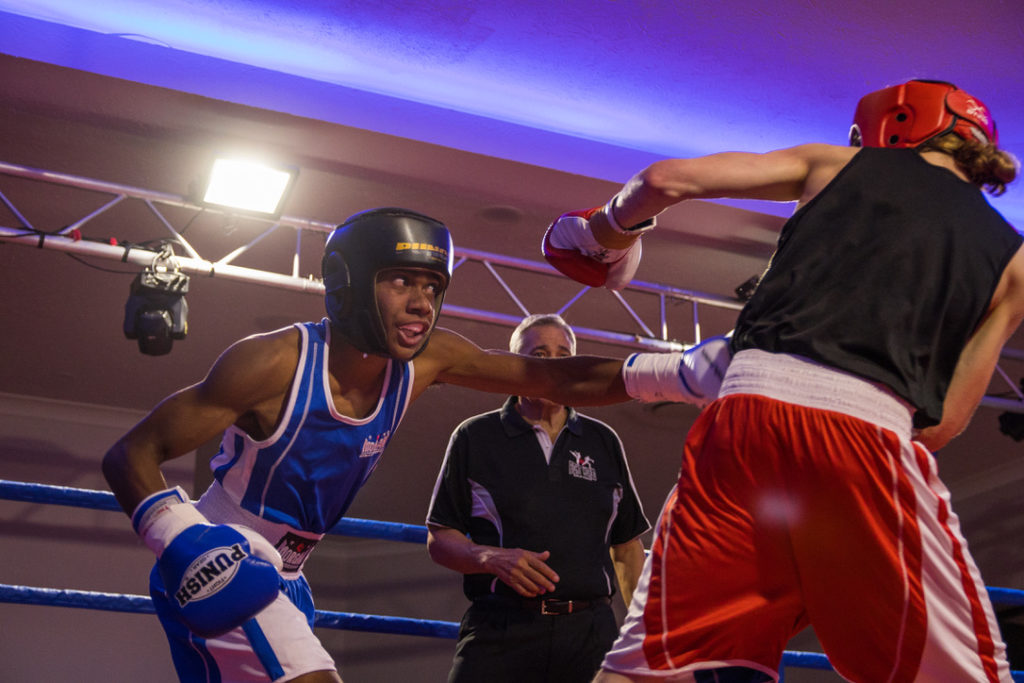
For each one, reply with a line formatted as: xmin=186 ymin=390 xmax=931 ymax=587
xmin=0 ymin=0 xmax=1020 ymax=227
xmin=0 ymin=0 xmax=661 ymax=151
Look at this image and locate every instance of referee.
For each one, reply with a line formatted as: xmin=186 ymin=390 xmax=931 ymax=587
xmin=426 ymin=313 xmax=649 ymax=683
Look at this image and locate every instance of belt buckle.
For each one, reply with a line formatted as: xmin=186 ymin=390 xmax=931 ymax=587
xmin=541 ymin=599 xmax=569 ymax=615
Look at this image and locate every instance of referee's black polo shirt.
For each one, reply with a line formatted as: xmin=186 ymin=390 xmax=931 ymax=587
xmin=427 ymin=395 xmax=650 ymax=602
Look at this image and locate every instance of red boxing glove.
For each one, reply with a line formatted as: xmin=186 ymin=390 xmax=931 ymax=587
xmin=542 ymin=206 xmax=643 ymax=290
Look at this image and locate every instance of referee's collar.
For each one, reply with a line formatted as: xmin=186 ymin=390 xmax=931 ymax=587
xmin=499 ymin=395 xmax=581 ymax=438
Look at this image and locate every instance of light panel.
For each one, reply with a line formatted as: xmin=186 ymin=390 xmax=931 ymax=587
xmin=202 ymin=158 xmax=297 ymax=217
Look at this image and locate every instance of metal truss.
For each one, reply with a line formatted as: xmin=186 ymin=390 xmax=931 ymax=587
xmin=2 ymin=159 xmax=1023 ymax=415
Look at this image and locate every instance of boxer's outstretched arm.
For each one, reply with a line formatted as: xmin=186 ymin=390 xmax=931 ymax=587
xmin=417 ymin=328 xmax=629 ymax=407
xmin=595 ymin=144 xmax=857 ymax=249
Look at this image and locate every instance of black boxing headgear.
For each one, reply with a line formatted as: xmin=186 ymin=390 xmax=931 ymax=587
xmin=850 ymin=79 xmax=998 ymax=149
xmin=322 ymin=207 xmax=454 ymax=357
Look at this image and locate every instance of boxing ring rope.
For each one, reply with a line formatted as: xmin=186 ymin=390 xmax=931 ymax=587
xmin=0 ymin=479 xmax=429 ymax=544
xmin=0 ymin=584 xmax=458 ymax=639
xmin=3 ymin=480 xmax=1022 ymax=681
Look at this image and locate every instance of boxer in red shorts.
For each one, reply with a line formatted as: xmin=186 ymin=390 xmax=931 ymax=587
xmin=543 ymin=80 xmax=1024 ymax=682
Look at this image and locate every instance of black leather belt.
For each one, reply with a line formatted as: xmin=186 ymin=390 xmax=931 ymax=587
xmin=477 ymin=595 xmax=610 ymax=615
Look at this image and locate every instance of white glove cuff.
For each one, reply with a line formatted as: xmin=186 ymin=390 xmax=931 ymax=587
xmin=132 ymin=486 xmax=208 ymax=558
xmin=622 ymin=352 xmax=702 ymax=404
xmin=547 ymin=213 xmax=632 ymax=263
xmin=605 ymin=198 xmax=656 ymax=235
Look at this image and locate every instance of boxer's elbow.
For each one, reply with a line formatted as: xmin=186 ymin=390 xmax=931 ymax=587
xmin=639 ymin=160 xmax=700 ymax=201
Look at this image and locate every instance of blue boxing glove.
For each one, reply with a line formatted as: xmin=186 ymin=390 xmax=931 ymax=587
xmin=132 ymin=487 xmax=283 ymax=638
xmin=621 ymin=334 xmax=733 ymax=408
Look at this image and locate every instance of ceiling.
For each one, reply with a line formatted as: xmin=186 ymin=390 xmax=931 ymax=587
xmin=0 ymin=0 xmax=1021 ymax=225
xmin=1 ymin=0 xmax=1023 ymax=638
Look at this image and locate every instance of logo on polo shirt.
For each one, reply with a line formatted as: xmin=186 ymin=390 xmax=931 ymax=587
xmin=568 ymin=450 xmax=596 ymax=482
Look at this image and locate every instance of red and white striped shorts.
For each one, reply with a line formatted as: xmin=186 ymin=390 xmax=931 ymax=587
xmin=602 ymin=350 xmax=1010 ymax=682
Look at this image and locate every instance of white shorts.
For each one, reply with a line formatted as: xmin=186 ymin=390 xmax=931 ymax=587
xmin=150 ymin=482 xmax=336 ymax=682
xmin=151 ymin=559 xmax=335 ymax=682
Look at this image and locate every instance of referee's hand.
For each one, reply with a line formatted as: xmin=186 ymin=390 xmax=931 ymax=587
xmin=484 ymin=547 xmax=559 ymax=597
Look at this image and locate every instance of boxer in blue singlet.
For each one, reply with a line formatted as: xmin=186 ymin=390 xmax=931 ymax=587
xmin=102 ymin=208 xmax=648 ymax=683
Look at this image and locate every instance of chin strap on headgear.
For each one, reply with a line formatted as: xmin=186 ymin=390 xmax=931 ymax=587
xmin=321 ymin=207 xmax=454 ymax=358
xmin=849 ymin=79 xmax=997 ymax=149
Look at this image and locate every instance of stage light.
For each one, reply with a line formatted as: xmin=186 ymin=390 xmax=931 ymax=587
xmin=123 ymin=254 xmax=189 ymax=356
xmin=200 ymin=157 xmax=297 ymax=217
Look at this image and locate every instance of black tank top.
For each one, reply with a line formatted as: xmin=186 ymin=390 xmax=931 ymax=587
xmin=732 ymin=147 xmax=1021 ymax=427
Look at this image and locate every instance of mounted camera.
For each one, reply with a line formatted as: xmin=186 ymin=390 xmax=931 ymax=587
xmin=123 ymin=248 xmax=189 ymax=356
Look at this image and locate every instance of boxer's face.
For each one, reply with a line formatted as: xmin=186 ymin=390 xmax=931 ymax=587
xmin=374 ymin=267 xmax=444 ymax=360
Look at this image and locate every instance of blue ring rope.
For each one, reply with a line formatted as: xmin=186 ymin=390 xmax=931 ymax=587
xmin=4 ymin=480 xmax=1022 ymax=605
xmin=3 ymin=479 xmax=1023 ymax=679
xmin=0 ymin=583 xmax=829 ymax=664
xmin=2 ymin=583 xmax=1020 ymax=680
xmin=0 ymin=479 xmax=428 ymax=544
xmin=0 ymin=584 xmax=458 ymax=638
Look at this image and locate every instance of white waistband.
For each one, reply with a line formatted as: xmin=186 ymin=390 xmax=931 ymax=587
xmin=720 ymin=349 xmax=914 ymax=438
xmin=195 ymin=480 xmax=324 ymax=576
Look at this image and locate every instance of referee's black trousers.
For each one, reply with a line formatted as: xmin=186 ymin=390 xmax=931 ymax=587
xmin=447 ymin=598 xmax=619 ymax=683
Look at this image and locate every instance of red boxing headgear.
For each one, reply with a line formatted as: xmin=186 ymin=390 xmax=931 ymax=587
xmin=850 ymin=79 xmax=998 ymax=149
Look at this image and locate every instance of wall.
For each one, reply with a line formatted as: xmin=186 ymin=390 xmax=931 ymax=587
xmin=0 ymin=393 xmax=185 ymax=682
xmin=0 ymin=386 xmax=693 ymax=682
xmin=3 ymin=379 xmax=1024 ymax=681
